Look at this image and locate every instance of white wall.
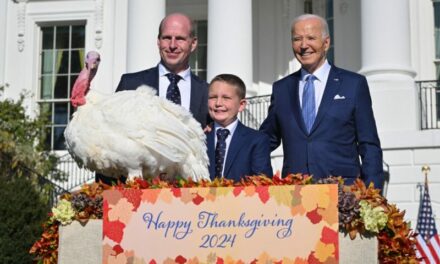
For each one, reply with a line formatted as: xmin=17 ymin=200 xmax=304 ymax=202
xmin=410 ymin=0 xmax=436 ymax=81
xmin=0 ymin=0 xmax=8 ymax=87
xmin=384 ymin=146 xmax=440 ymax=230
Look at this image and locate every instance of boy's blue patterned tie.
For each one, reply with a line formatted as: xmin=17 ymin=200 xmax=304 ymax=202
xmin=215 ymin=129 xmax=230 ymax=178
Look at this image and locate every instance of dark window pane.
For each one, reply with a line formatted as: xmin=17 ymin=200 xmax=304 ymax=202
xmin=56 ymin=26 xmax=70 ymax=49
xmin=40 ymin=103 xmax=52 ymax=121
xmin=437 ymin=87 xmax=440 ymax=120
xmin=71 ymin=50 xmax=84 ymax=74
xmin=54 ymin=75 xmax=68 ymax=99
xmin=327 ymin=0 xmax=333 ymax=16
xmin=197 ymin=21 xmax=207 ymax=43
xmin=55 ymin=50 xmax=69 ymax=74
xmin=435 ymin=3 xmax=440 ymax=27
xmin=198 ymin=46 xmax=207 ymax=69
xmin=54 ymin=103 xmax=68 ymax=125
xmin=44 ymin=126 xmax=52 ymax=150
xmin=42 ymin=27 xmax=54 ymax=49
xmin=197 ymin=71 xmax=206 ymax=81
xmin=69 ymin=104 xmax=74 ymax=120
xmin=304 ymin=0 xmax=313 ymax=13
xmin=40 ymin=76 xmax=53 ymax=99
xmin=70 ymin=75 xmax=79 ymax=95
xmin=189 ymin=54 xmax=196 ymax=69
xmin=41 ymin=50 xmax=54 ymax=74
xmin=327 ymin=49 xmax=334 ymax=63
xmin=53 ymin=126 xmax=66 ymax=150
xmin=71 ymin=25 xmax=85 ymax=48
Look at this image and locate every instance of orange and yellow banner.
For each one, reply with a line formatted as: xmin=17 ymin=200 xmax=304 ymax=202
xmin=102 ymin=184 xmax=339 ymax=263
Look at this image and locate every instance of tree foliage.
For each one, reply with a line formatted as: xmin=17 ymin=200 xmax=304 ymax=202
xmin=0 ymin=86 xmax=63 ymax=263
xmin=0 ymin=86 xmax=62 ymax=180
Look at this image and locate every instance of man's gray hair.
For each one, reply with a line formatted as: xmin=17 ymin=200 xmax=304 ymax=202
xmin=291 ymin=14 xmax=330 ymax=38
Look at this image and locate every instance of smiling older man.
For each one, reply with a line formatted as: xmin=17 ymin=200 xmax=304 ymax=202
xmin=260 ymin=14 xmax=384 ymax=190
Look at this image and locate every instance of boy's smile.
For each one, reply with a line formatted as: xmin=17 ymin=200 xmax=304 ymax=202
xmin=208 ymin=81 xmax=246 ymax=127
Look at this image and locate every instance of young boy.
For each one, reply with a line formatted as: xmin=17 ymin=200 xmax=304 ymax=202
xmin=207 ymin=74 xmax=273 ymax=181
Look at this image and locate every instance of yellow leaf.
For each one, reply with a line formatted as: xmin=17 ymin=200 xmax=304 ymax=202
xmin=300 ymin=185 xmax=331 ymax=212
xmin=269 ymin=186 xmax=292 ymax=207
xmin=314 ymin=240 xmax=335 ymax=262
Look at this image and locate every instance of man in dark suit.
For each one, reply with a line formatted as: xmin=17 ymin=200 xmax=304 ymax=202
xmin=96 ymin=13 xmax=209 ymax=184
xmin=115 ymin=12 xmax=209 ymax=128
xmin=260 ymin=14 xmax=384 ymax=189
xmin=207 ymin=74 xmax=273 ymax=182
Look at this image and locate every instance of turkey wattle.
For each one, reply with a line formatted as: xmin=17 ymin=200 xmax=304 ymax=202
xmin=64 ymin=51 xmax=210 ymax=181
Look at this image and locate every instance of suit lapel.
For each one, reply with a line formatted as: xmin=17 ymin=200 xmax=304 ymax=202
xmin=145 ymin=66 xmax=159 ymax=95
xmin=288 ymin=71 xmax=308 ymax=134
xmin=207 ymin=130 xmax=216 ymax=180
xmin=310 ymin=66 xmax=342 ymax=133
xmin=189 ymin=73 xmax=202 ymax=116
xmin=223 ymin=122 xmax=247 ymax=177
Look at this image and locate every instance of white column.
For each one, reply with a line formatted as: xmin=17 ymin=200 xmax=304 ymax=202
xmin=0 ymin=0 xmax=7 ymax=85
xmin=207 ymin=0 xmax=255 ymax=96
xmin=359 ymin=0 xmax=418 ymax=132
xmin=126 ymin=0 xmax=165 ymax=72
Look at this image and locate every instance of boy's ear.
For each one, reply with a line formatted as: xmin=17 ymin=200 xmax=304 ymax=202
xmin=238 ymin=99 xmax=247 ymax=112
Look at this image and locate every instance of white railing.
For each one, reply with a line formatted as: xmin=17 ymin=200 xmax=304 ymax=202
xmin=417 ymin=80 xmax=440 ymax=129
xmin=49 ymin=153 xmax=95 ymax=191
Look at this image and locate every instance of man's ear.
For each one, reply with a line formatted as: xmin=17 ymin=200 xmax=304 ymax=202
xmin=238 ymin=99 xmax=247 ymax=112
xmin=324 ymin=36 xmax=331 ymax=52
xmin=190 ymin=37 xmax=198 ymax=52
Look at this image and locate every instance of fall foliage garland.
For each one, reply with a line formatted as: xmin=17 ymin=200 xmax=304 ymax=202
xmin=30 ymin=174 xmax=419 ymax=263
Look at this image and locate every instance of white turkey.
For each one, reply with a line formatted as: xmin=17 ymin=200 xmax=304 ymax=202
xmin=64 ymin=51 xmax=210 ymax=181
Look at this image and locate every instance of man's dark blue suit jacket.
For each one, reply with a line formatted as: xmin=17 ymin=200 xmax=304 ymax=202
xmin=260 ymin=65 xmax=384 ymax=190
xmin=207 ymin=122 xmax=273 ymax=182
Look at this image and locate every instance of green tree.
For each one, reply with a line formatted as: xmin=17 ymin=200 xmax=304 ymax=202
xmin=0 ymin=86 xmax=63 ymax=263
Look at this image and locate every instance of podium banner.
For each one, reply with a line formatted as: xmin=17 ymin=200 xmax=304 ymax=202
xmin=102 ymin=184 xmax=339 ymax=263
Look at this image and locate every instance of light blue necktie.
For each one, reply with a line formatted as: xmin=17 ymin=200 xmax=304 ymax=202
xmin=302 ymin=75 xmax=316 ymax=133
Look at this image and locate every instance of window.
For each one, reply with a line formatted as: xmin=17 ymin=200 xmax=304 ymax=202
xmin=38 ymin=24 xmax=85 ymax=150
xmin=303 ymin=0 xmax=334 ymax=63
xmin=325 ymin=0 xmax=335 ymax=63
xmin=189 ymin=20 xmax=207 ymax=80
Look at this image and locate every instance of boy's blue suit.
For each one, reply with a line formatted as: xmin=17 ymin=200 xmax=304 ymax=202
xmin=115 ymin=66 xmax=209 ymax=128
xmin=260 ymin=65 xmax=384 ymax=189
xmin=207 ymin=122 xmax=273 ymax=181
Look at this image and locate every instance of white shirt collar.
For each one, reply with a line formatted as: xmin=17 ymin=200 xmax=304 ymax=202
xmin=214 ymin=119 xmax=239 ymax=136
xmin=300 ymin=60 xmax=331 ymax=82
xmin=158 ymin=63 xmax=191 ymax=81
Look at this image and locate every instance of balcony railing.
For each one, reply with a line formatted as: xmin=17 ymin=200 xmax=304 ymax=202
xmin=239 ymin=95 xmax=271 ymax=129
xmin=48 ymin=153 xmax=95 ymax=191
xmin=417 ymin=80 xmax=440 ymax=130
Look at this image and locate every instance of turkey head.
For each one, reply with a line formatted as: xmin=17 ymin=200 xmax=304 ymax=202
xmin=71 ymin=51 xmax=101 ymax=107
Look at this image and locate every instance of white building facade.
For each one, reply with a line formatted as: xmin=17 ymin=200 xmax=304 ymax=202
xmin=1 ymin=0 xmax=439 ymax=229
